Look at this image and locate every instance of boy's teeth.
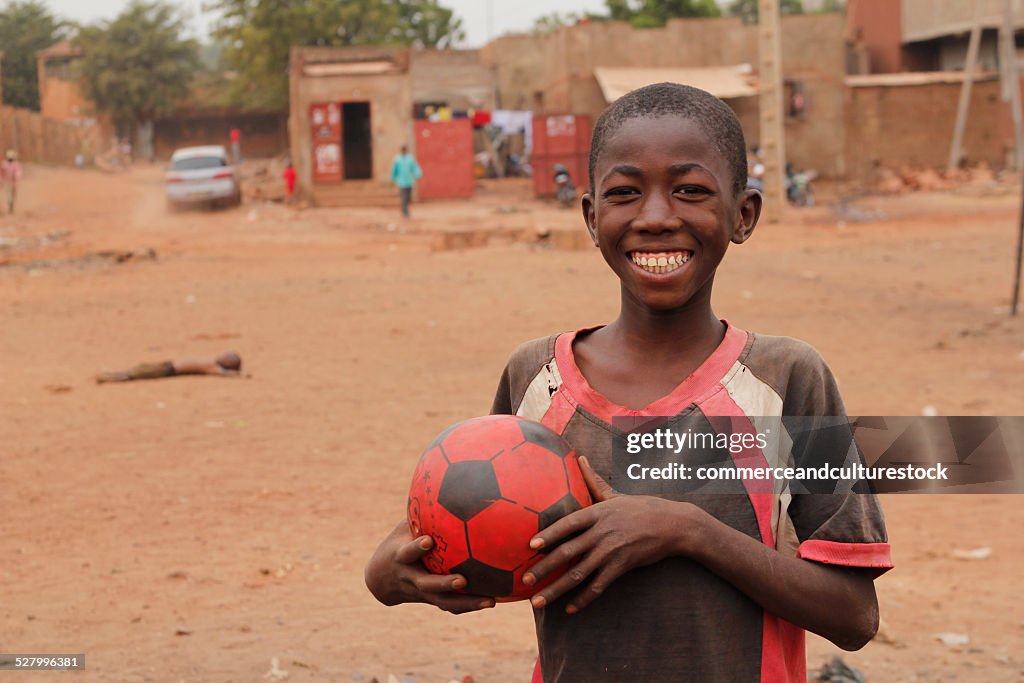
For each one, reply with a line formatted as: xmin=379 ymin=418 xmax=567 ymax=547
xmin=631 ymin=251 xmax=691 ymax=273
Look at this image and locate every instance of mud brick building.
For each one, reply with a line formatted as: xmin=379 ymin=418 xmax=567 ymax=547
xmin=481 ymin=14 xmax=849 ymax=178
xmin=288 ymin=46 xmax=494 ymax=206
xmin=845 ymin=0 xmax=1024 ymax=174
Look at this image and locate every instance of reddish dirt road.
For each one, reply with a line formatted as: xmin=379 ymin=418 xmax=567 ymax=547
xmin=1 ymin=165 xmax=1022 ymax=682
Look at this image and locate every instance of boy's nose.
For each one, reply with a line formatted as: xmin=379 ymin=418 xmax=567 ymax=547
xmin=631 ymin=193 xmax=682 ymax=232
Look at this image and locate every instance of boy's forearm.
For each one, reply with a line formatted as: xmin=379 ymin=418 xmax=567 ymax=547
xmin=675 ymin=503 xmax=879 ymax=650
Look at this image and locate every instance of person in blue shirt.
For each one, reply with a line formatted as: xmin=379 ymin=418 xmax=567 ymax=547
xmin=390 ymin=145 xmax=423 ymax=217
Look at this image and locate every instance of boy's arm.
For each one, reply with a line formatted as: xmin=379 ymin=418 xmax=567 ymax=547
xmin=365 ymin=521 xmax=496 ymax=614
xmin=523 ymin=458 xmax=879 ymax=651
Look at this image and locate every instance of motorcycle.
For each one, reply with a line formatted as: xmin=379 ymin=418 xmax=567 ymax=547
xmin=553 ymin=164 xmax=576 ymax=209
xmin=785 ymin=163 xmax=816 ymax=207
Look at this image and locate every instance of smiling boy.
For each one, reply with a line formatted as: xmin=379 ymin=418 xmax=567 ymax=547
xmin=366 ymin=83 xmax=891 ymax=682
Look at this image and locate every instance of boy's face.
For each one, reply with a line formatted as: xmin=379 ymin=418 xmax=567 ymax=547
xmin=583 ymin=115 xmax=761 ymax=313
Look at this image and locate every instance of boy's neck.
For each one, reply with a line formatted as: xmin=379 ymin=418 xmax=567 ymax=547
xmin=570 ymin=292 xmax=726 ymax=411
xmin=611 ymin=291 xmax=724 ymax=361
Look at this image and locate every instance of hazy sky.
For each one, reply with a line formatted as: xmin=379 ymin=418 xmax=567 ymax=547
xmin=41 ymin=0 xmax=611 ymax=47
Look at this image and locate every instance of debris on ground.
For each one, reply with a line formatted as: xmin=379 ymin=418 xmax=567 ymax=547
xmin=0 ymin=231 xmax=70 ymax=251
xmin=934 ymin=632 xmax=970 ymax=647
xmin=952 ymin=546 xmax=993 ymax=560
xmin=238 ymin=158 xmax=290 ymax=203
xmin=264 ymin=656 xmax=289 ymax=680
xmin=810 ymin=656 xmax=865 ymax=682
xmin=1 ymin=248 xmax=157 ymax=270
xmin=832 ymin=203 xmax=887 ymax=223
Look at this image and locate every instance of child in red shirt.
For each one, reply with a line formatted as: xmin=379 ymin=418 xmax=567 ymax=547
xmin=283 ymin=162 xmax=297 ymax=202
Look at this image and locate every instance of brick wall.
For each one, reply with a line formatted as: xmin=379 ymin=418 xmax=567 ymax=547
xmin=0 ymin=104 xmax=99 ymax=165
xmin=409 ymin=49 xmax=496 ymax=110
xmin=845 ymin=77 xmax=1009 ymax=178
xmin=154 ymin=110 xmax=287 ymax=161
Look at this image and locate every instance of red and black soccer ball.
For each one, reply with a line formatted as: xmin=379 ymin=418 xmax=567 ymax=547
xmin=407 ymin=415 xmax=592 ymax=602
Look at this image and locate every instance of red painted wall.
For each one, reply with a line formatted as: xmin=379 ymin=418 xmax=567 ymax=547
xmin=414 ymin=119 xmax=475 ymax=200
xmin=532 ymin=114 xmax=592 ymax=197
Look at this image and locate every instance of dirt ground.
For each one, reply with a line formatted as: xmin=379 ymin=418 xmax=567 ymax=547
xmin=1 ymin=165 xmax=1022 ymax=683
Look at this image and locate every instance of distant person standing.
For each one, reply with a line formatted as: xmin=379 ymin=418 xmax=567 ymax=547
xmin=1 ymin=150 xmax=23 ymax=214
xmin=230 ymin=128 xmax=241 ymax=164
xmin=390 ymin=144 xmax=422 ymax=218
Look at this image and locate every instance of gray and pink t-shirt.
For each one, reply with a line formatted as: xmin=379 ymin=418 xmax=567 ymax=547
xmin=491 ymin=323 xmax=892 ymax=683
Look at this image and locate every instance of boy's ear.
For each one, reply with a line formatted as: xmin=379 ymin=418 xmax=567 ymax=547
xmin=732 ymin=188 xmax=762 ymax=244
xmin=582 ymin=192 xmax=598 ymax=246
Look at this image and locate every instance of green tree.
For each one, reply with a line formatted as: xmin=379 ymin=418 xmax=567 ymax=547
xmin=729 ymin=0 xmax=807 ymax=24
xmin=603 ymin=0 xmax=721 ymax=28
xmin=209 ymin=0 xmax=465 ymax=110
xmin=74 ymin=1 xmax=198 ymax=141
xmin=0 ymin=0 xmax=66 ymax=110
xmin=393 ymin=0 xmax=464 ymax=48
xmin=532 ymin=11 xmax=581 ymax=34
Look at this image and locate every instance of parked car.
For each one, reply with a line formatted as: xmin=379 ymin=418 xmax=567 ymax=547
xmin=165 ymin=145 xmax=241 ymax=210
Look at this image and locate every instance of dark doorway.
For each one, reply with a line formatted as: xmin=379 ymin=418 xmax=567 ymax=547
xmin=342 ymin=101 xmax=372 ymax=179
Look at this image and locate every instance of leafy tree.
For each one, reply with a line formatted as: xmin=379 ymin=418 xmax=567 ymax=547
xmin=729 ymin=0 xmax=807 ymax=24
xmin=75 ymin=1 xmax=198 ymax=140
xmin=393 ymin=0 xmax=464 ymax=47
xmin=0 ymin=0 xmax=66 ymax=110
xmin=532 ymin=11 xmax=582 ymax=34
xmin=209 ymin=0 xmax=465 ymax=110
xmin=603 ymin=0 xmax=721 ymax=28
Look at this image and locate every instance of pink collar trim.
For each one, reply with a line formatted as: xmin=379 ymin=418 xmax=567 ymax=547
xmin=553 ymin=322 xmax=749 ymax=420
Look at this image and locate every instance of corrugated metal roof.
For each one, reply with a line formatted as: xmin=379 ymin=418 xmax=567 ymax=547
xmin=593 ymin=66 xmax=758 ymax=102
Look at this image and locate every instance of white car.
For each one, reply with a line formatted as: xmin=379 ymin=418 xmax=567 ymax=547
xmin=165 ymin=145 xmax=241 ymax=209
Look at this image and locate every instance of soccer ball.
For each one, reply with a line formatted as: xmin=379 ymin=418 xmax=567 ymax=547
xmin=407 ymin=415 xmax=592 ymax=602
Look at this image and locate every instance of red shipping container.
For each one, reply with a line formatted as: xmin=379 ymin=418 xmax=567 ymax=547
xmin=532 ymin=114 xmax=591 ymax=197
xmin=414 ymin=119 xmax=475 ymax=200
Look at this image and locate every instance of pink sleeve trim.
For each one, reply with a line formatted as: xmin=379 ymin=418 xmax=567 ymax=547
xmin=797 ymin=540 xmax=893 ymax=577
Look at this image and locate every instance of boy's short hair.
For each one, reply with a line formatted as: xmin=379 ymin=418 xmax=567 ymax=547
xmin=588 ymin=82 xmax=749 ymax=196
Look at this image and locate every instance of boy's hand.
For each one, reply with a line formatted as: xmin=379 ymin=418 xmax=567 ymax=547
xmin=364 ymin=522 xmax=496 ymax=614
xmin=522 ymin=456 xmax=690 ymax=614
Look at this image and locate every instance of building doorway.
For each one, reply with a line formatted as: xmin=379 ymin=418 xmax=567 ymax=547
xmin=342 ymin=101 xmax=372 ymax=179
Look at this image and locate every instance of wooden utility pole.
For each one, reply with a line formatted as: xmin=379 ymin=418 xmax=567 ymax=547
xmin=758 ymin=0 xmax=787 ymax=221
xmin=1013 ymin=173 xmax=1023 ymax=315
xmin=1001 ymin=0 xmax=1024 ymax=169
xmin=1003 ymin=0 xmax=1024 ymax=315
xmin=948 ymin=21 xmax=982 ymax=171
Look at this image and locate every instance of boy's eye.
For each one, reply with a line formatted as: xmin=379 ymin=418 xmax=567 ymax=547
xmin=675 ymin=185 xmax=711 ymax=198
xmin=603 ymin=187 xmax=640 ymax=199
